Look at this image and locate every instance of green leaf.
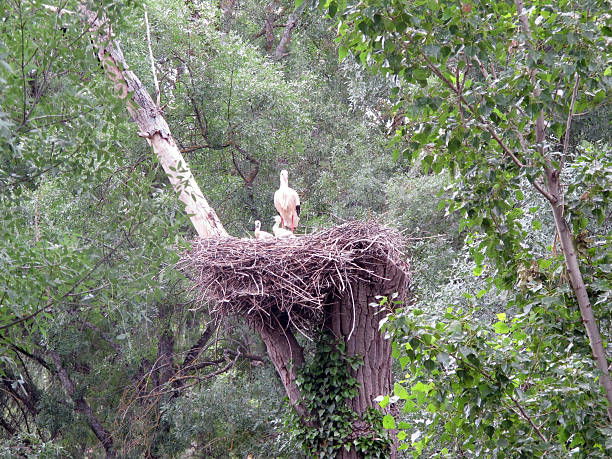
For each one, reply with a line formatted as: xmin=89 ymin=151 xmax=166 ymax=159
xmin=493 ymin=321 xmax=510 ymax=334
xmin=382 ymin=414 xmax=396 ymax=430
xmin=328 ymin=1 xmax=338 ymax=18
xmin=448 ymin=137 xmax=461 ymax=153
xmin=413 ymin=68 xmax=428 ymax=81
xmin=394 ymin=383 xmax=410 ymax=399
xmin=338 ymin=46 xmax=348 ymax=62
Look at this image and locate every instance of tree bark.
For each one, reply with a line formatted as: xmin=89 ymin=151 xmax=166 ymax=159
xmin=256 ymin=321 xmax=308 ymax=419
xmin=49 ymin=350 xmax=116 ymax=458
xmin=273 ymin=5 xmax=304 ymax=60
xmin=327 ymin=262 xmax=405 ymax=458
xmin=545 ymin=170 xmax=612 ymax=421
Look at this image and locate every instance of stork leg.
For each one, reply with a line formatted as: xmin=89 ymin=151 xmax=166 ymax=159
xmin=280 ymin=216 xmax=285 ymax=228
xmin=290 ymin=215 xmax=295 ymax=233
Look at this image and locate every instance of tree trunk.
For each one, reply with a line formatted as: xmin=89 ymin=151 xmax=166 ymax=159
xmin=257 ymin=259 xmax=406 ymax=458
xmin=326 ymin=262 xmax=404 ymax=458
xmin=514 ymin=0 xmax=612 ymax=422
xmin=219 ymin=0 xmax=236 ymax=33
xmin=257 ymin=321 xmax=308 ymax=419
xmin=545 ymin=169 xmax=612 ymax=422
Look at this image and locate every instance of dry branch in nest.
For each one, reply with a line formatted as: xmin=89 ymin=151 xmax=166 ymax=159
xmin=178 ymin=221 xmax=411 ymax=333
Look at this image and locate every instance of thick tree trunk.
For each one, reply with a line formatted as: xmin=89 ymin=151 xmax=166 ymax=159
xmin=327 ymin=262 xmax=405 ymax=458
xmin=219 ymin=0 xmax=236 ymax=33
xmin=257 ymin=259 xmax=406 ymax=458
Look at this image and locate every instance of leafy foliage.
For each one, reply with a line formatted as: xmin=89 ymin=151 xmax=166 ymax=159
xmin=324 ymin=0 xmax=612 ymax=455
xmin=1 ymin=0 xmax=609 ymax=456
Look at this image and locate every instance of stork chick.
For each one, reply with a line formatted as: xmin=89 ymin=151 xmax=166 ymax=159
xmin=272 ymin=215 xmax=296 ymax=239
xmin=254 ymin=220 xmax=274 ymax=240
xmin=274 ymin=169 xmax=300 ymax=232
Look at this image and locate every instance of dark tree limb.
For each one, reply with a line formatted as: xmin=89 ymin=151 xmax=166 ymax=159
xmin=273 ymin=4 xmax=305 ymax=60
xmin=153 ymin=302 xmax=175 ymax=387
xmin=48 ymin=350 xmax=116 ymax=458
xmin=181 ymin=319 xmax=218 ymax=370
xmin=256 ymin=321 xmax=308 ymax=420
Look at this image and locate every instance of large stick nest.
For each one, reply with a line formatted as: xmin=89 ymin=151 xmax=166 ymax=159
xmin=178 ymin=221 xmax=411 ymax=332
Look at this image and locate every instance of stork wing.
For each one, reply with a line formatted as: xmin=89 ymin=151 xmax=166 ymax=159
xmin=274 ymin=189 xmax=284 ymax=214
xmin=290 ymin=187 xmax=300 ymax=216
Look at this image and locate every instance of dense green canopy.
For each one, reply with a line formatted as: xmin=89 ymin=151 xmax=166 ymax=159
xmin=0 ymin=0 xmax=610 ymax=457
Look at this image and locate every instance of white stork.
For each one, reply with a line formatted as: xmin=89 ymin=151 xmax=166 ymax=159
xmin=272 ymin=215 xmax=296 ymax=239
xmin=254 ymin=220 xmax=274 ymax=240
xmin=274 ymin=169 xmax=300 ymax=232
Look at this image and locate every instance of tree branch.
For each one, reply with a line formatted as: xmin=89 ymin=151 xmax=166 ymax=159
xmin=273 ymin=4 xmax=305 ymax=60
xmin=561 ymin=75 xmax=580 ymax=169
xmin=49 ymin=350 xmax=116 ymax=458
xmin=144 ymin=7 xmax=160 ymax=106
xmin=417 ymin=51 xmax=558 ymax=204
xmin=77 ymin=2 xmax=227 ymax=238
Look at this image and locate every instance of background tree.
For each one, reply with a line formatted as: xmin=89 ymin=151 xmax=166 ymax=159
xmin=328 ymin=0 xmax=612 ymax=456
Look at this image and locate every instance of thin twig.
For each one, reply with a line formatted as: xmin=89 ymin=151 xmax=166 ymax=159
xmin=561 ymin=74 xmax=580 ymax=169
xmin=144 ymin=7 xmax=160 ymax=106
